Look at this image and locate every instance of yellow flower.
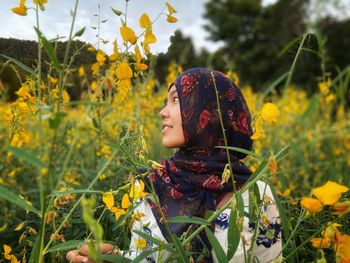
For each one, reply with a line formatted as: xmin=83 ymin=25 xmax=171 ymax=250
xmin=145 ymin=29 xmax=157 ymax=44
xmin=11 ymin=0 xmax=27 ymax=16
xmin=129 ymin=180 xmax=147 ymax=201
xmin=96 ymin=50 xmax=106 ymax=65
xmin=3 ymin=244 xmax=12 ymax=260
xmin=165 ymin=2 xmax=176 ymax=15
xmin=139 ymin=13 xmax=151 ymax=29
xmin=251 ymin=118 xmax=263 ymax=140
xmin=261 ymin=103 xmax=280 ymax=125
xmin=121 ymin=193 xmax=131 ymax=209
xmin=310 ymin=237 xmax=330 ymax=248
xmin=313 ymin=181 xmax=349 ymax=205
xmin=135 ymin=45 xmax=148 ymax=71
xmin=116 ymin=62 xmax=133 ymax=80
xmin=300 ymin=197 xmax=323 ymax=213
xmin=33 ymin=0 xmax=48 ymax=11
xmin=102 ymin=192 xmax=114 ymax=210
xmin=167 ymin=15 xmax=178 ymax=23
xmin=332 ymin=201 xmax=350 ymax=215
xmin=91 ymin=81 xmax=98 ymax=92
xmin=334 ymin=232 xmax=350 ymax=262
xmin=110 ymin=207 xmax=126 ymax=220
xmin=78 ymin=66 xmax=85 ymax=77
xmin=109 ymin=40 xmax=119 ymax=61
xmin=134 ymin=238 xmax=147 ymax=249
xmin=120 ymin=26 xmax=137 ymax=45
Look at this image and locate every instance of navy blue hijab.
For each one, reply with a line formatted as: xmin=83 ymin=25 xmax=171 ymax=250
xmin=147 ymin=68 xmax=253 ymax=260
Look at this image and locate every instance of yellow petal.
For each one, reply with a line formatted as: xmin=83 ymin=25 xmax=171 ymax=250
xmin=300 ymin=197 xmax=323 ymax=213
xmin=137 ymin=63 xmax=148 ymax=71
xmin=165 ymin=2 xmax=176 ymax=15
xmin=139 ymin=13 xmax=151 ymax=29
xmin=102 ymin=192 xmax=114 ymax=210
xmin=96 ymin=50 xmax=106 ymax=65
xmin=3 ymin=245 xmax=12 ymax=259
xmin=11 ymin=6 xmax=27 ymax=16
xmin=135 ymin=45 xmax=142 ymax=64
xmin=145 ymin=30 xmax=157 ymax=44
xmin=313 ymin=181 xmax=349 ymax=205
xmin=120 ymin=26 xmax=137 ymax=45
xmin=134 ymin=238 xmax=147 ymax=249
xmin=14 ymin=222 xmax=25 ymax=231
xmin=121 ymin=193 xmax=131 ymax=209
xmin=310 ymin=237 xmax=330 ymax=248
xmin=116 ymin=61 xmax=133 ymax=80
xmin=114 ymin=208 xmax=126 ymax=220
xmin=167 ymin=15 xmax=177 ymax=23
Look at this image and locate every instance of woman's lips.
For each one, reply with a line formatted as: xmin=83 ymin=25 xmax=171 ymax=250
xmin=162 ymin=125 xmax=173 ymax=133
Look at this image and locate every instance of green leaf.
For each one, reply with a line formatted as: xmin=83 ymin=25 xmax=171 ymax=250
xmin=227 ymin=209 xmax=239 ymax=260
xmin=0 ymin=54 xmax=34 ymax=74
xmin=172 ymin=235 xmax=188 ymax=263
xmin=167 ymin=215 xmax=209 ymax=225
xmin=0 ymin=185 xmax=40 ymax=216
xmin=216 ymin=146 xmax=259 ymax=159
xmin=278 ymin=35 xmax=303 ymax=58
xmin=205 ymin=227 xmax=228 ymax=263
xmin=260 ymin=71 xmax=288 ymax=99
xmin=7 ymin=146 xmax=46 ymax=169
xmin=34 ymin=27 xmax=61 ymax=72
xmin=73 ymin=27 xmax=86 ymax=37
xmin=111 ymin=7 xmax=123 ymax=16
xmin=46 ymin=240 xmax=84 ymax=253
xmin=131 ymin=247 xmax=160 ymax=263
xmin=101 ymin=254 xmax=131 ymax=263
xmin=28 ymin=235 xmax=41 ymax=263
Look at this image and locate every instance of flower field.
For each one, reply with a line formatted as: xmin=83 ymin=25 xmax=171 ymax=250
xmin=0 ymin=1 xmax=349 ymax=262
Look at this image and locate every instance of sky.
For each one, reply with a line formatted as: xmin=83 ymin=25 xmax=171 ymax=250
xmin=2 ymin=0 xmax=347 ymax=56
xmin=0 ymin=0 xmax=279 ymax=56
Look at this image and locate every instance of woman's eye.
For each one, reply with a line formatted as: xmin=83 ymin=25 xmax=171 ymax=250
xmin=173 ymin=97 xmax=179 ymax=102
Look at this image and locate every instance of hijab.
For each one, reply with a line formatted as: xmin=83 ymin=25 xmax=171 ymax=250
xmin=146 ymin=68 xmax=253 ymax=261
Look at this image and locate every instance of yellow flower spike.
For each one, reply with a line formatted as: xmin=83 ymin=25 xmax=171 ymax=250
xmin=3 ymin=244 xmax=12 ymax=260
xmin=165 ymin=2 xmax=176 ymax=15
xmin=129 ymin=180 xmax=147 ymax=201
xmin=120 ymin=26 xmax=137 ymax=45
xmin=310 ymin=237 xmax=330 ymax=248
xmin=102 ymin=192 xmax=114 ymax=210
xmin=145 ymin=29 xmax=157 ymax=44
xmin=300 ymin=197 xmax=323 ymax=213
xmin=261 ymin=103 xmax=280 ymax=125
xmin=14 ymin=222 xmax=25 ymax=231
xmin=121 ymin=193 xmax=131 ymax=209
xmin=167 ymin=15 xmax=178 ymax=23
xmin=96 ymin=50 xmax=106 ymax=65
xmin=313 ymin=181 xmax=349 ymax=205
xmin=139 ymin=13 xmax=151 ymax=29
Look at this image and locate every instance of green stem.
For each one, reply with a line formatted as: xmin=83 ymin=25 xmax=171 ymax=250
xmin=210 ymin=72 xmax=237 ymax=193
xmin=284 ymin=33 xmax=308 ymax=90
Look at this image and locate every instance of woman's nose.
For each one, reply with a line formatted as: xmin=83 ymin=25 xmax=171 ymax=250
xmin=159 ymin=107 xmax=169 ymax=118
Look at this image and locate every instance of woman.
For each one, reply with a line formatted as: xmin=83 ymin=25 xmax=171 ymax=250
xmin=67 ymin=68 xmax=282 ymax=263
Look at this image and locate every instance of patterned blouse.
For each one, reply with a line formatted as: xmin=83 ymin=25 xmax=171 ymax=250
xmin=123 ymin=180 xmax=282 ymax=263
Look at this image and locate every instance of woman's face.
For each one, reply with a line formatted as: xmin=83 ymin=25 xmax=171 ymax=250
xmin=159 ymin=84 xmax=186 ymax=148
